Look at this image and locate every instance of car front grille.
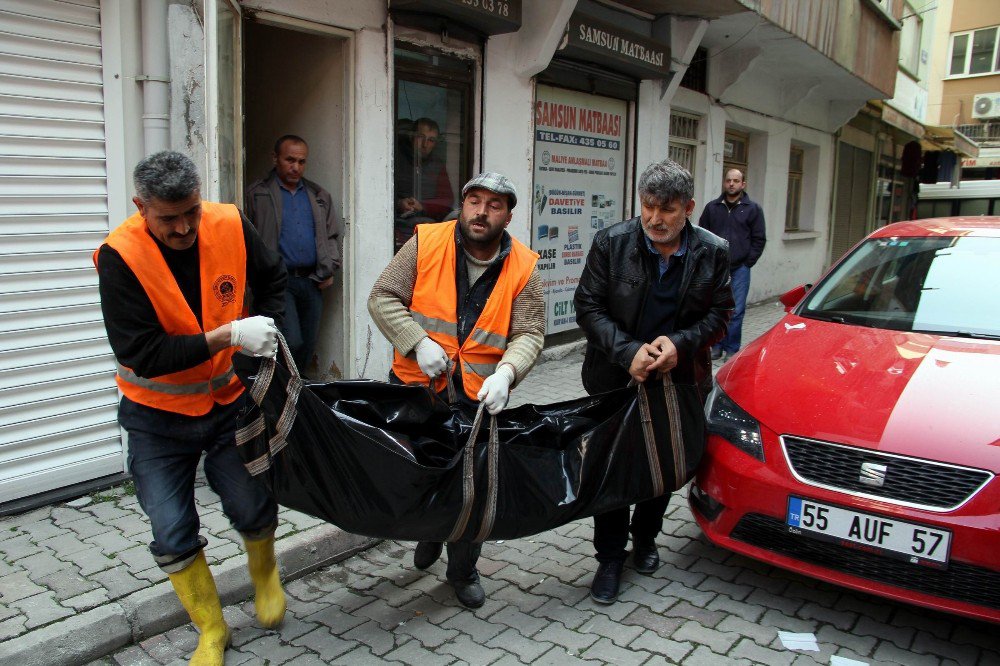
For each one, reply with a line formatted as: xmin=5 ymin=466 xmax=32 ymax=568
xmin=782 ymin=436 xmax=992 ymax=510
xmin=731 ymin=513 xmax=1000 ymax=611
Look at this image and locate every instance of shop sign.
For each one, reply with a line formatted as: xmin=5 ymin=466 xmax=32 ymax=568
xmin=390 ymin=0 xmax=522 ymax=35
xmin=961 ymin=148 xmax=1000 ymax=168
xmin=532 ymin=85 xmax=627 ymax=334
xmin=559 ymin=13 xmax=671 ymax=80
xmin=882 ymin=104 xmax=924 ymax=140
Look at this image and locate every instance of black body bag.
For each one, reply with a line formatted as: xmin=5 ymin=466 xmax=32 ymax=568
xmin=233 ymin=343 xmax=706 ymax=543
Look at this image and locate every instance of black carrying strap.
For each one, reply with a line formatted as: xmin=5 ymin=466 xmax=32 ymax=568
xmin=428 ymin=361 xmax=459 ymax=404
xmin=236 ymin=332 xmax=302 ymax=474
xmin=631 ymin=372 xmax=685 ymax=496
xmin=446 ymin=402 xmax=488 ymax=541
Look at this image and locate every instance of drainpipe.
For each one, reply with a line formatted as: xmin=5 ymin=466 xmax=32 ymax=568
xmin=138 ymin=0 xmax=170 ymax=155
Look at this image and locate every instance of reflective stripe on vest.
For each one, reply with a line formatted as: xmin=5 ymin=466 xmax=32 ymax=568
xmin=116 ymin=362 xmax=236 ymax=395
xmin=391 ymin=220 xmax=538 ymax=400
xmin=96 ymin=201 xmax=247 ymax=416
xmin=469 ymin=327 xmax=507 ymax=351
xmin=411 ymin=311 xmax=459 ymax=338
xmin=462 ymin=359 xmax=498 ymax=378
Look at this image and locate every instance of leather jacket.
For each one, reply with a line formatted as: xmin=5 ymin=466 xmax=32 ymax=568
xmin=245 ymin=170 xmax=341 ymax=282
xmin=575 ymin=218 xmax=734 ymax=396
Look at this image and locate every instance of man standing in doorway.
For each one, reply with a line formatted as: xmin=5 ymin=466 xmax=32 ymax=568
xmin=95 ymin=151 xmax=288 ymax=665
xmin=369 ymin=172 xmax=544 ymax=608
xmin=246 ymin=135 xmax=342 ymax=374
xmin=698 ymin=168 xmax=766 ymax=360
xmin=575 ymin=159 xmax=733 ymax=604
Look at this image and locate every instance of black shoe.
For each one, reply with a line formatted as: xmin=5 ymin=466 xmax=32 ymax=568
xmin=710 ymin=348 xmax=723 ymax=361
xmin=413 ymin=541 xmax=443 ymax=570
xmin=451 ymin=579 xmax=485 ymax=608
xmin=589 ymin=560 xmax=624 ymax=604
xmin=632 ymin=542 xmax=660 ymax=574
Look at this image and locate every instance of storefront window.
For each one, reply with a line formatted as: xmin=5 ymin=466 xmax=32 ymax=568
xmin=786 ymin=147 xmax=803 ymax=232
xmin=532 ymin=85 xmax=628 ymax=334
xmin=875 ymin=160 xmax=905 ymax=228
xmin=393 ymin=44 xmax=474 ymax=252
xmin=668 ymin=112 xmax=699 ymax=189
xmin=723 ymin=129 xmax=749 ymax=185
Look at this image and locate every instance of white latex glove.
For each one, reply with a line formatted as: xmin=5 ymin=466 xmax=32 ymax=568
xmin=230 ymin=316 xmax=278 ymax=358
xmin=415 ymin=337 xmax=449 ymax=378
xmin=477 ymin=364 xmax=515 ymax=415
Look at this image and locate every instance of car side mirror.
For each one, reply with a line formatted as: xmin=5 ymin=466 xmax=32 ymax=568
xmin=780 ymin=284 xmax=811 ymax=312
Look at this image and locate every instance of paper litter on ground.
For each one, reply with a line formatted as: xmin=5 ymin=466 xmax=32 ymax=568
xmin=830 ymin=656 xmax=869 ymax=666
xmin=778 ymin=631 xmax=820 ymax=651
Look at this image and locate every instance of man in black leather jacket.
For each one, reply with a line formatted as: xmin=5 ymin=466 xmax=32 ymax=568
xmin=574 ymin=159 xmax=734 ymax=604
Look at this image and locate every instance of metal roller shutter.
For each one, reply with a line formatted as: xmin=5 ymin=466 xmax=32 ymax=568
xmin=830 ymin=142 xmax=873 ymax=263
xmin=0 ymin=0 xmax=123 ymax=505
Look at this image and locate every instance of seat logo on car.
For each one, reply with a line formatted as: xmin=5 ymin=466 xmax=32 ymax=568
xmin=859 ymin=462 xmax=888 ymax=487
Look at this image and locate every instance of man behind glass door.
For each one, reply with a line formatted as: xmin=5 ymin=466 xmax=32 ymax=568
xmin=394 ymin=117 xmax=456 ymax=249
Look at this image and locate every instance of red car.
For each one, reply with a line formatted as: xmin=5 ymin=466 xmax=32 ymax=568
xmin=689 ymin=217 xmax=1000 ymax=624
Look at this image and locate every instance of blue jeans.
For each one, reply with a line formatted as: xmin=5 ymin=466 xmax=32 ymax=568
xmin=283 ymin=274 xmax=324 ymax=373
xmin=120 ymin=395 xmax=277 ymax=572
xmin=717 ymin=263 xmax=751 ymax=354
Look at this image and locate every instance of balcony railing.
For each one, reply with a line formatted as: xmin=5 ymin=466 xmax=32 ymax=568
xmin=956 ymin=122 xmax=1000 ymax=144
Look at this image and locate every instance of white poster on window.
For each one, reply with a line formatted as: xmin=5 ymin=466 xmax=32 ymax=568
xmin=532 ymin=85 xmax=627 ymax=334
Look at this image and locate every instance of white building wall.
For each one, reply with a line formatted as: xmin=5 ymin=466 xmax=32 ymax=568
xmin=671 ymin=87 xmax=834 ymax=303
xmin=349 ymin=23 xmax=395 ymax=380
xmin=481 ymin=36 xmax=535 ymax=246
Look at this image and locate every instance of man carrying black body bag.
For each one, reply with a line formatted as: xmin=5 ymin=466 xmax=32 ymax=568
xmin=574 ymin=158 xmax=734 ymax=604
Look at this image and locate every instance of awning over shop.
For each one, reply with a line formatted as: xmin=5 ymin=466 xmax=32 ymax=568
xmin=921 ymin=125 xmax=980 ymax=159
xmin=879 ymin=102 xmax=924 ymax=140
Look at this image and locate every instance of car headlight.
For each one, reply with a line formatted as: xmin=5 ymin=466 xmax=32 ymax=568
xmin=705 ymin=383 xmax=764 ymax=461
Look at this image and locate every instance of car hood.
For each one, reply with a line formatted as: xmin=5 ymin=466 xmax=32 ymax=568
xmin=718 ymin=314 xmax=1000 ymax=469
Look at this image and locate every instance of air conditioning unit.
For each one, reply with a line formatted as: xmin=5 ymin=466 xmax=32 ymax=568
xmin=971 ymin=93 xmax=1000 ymax=120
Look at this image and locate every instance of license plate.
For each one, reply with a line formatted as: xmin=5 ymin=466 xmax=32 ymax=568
xmin=786 ymin=496 xmax=951 ymax=568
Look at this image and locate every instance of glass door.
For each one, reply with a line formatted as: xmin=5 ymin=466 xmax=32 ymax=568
xmin=393 ymin=43 xmax=475 ymax=252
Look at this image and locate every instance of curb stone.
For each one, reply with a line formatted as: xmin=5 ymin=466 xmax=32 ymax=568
xmin=0 ymin=526 xmax=376 ymax=666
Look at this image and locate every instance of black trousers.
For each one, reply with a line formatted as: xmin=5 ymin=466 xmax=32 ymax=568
xmin=389 ymin=370 xmax=482 ymax=582
xmin=593 ymin=494 xmax=671 ymax=563
xmin=438 ymin=541 xmax=482 ymax=582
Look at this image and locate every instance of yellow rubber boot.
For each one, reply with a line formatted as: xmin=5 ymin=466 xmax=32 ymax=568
xmin=167 ymin=551 xmax=231 ymax=666
xmin=244 ymin=534 xmax=286 ymax=628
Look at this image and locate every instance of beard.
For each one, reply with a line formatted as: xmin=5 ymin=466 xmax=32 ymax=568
xmin=459 ymin=211 xmax=505 ymax=250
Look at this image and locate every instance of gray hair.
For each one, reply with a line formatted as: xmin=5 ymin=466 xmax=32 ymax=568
xmin=637 ymin=159 xmax=694 ymax=206
xmin=133 ymin=151 xmax=200 ymax=202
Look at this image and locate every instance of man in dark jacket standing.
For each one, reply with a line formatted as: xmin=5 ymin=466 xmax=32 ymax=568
xmin=698 ymin=168 xmax=766 ymax=359
xmin=575 ymin=159 xmax=733 ymax=604
xmin=245 ymin=135 xmax=342 ymax=373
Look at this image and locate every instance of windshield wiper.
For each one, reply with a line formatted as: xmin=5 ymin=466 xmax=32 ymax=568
xmin=802 ymin=311 xmax=871 ymax=325
xmin=918 ymin=330 xmax=1000 ymax=340
xmin=801 ymin=312 xmax=846 ymax=323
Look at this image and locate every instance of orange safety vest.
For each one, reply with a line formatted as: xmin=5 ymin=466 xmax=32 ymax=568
xmin=94 ymin=201 xmax=247 ymax=416
xmin=392 ymin=220 xmax=538 ymax=400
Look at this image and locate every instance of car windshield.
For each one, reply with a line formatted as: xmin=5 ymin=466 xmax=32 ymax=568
xmin=799 ymin=235 xmax=1000 ymax=338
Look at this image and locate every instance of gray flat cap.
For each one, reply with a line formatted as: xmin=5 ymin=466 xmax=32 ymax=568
xmin=462 ymin=172 xmax=517 ymax=209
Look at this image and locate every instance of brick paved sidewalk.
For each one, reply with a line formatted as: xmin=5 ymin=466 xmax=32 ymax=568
xmin=0 ymin=298 xmax=773 ymax=666
xmin=91 ymin=299 xmax=998 ymax=665
xmin=0 ymin=300 xmax=782 ymax=664
xmin=96 ymin=496 xmax=998 ymax=666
